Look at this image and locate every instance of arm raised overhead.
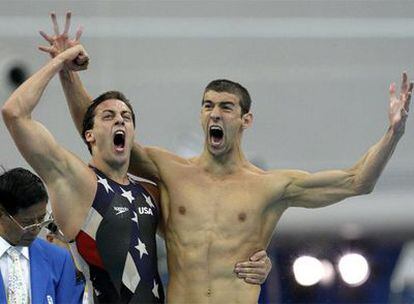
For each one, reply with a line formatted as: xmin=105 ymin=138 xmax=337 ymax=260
xmin=281 ymin=72 xmax=413 ymax=208
xmin=2 ymin=45 xmax=95 ymax=239
xmin=39 ymin=11 xmax=160 ymax=180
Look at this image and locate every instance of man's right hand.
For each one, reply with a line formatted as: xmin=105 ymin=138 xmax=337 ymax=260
xmin=38 ymin=11 xmax=88 ymax=71
xmin=56 ymin=45 xmax=89 ymax=72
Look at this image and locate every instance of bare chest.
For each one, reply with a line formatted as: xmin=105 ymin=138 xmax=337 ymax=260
xmin=164 ymin=170 xmax=286 ymax=235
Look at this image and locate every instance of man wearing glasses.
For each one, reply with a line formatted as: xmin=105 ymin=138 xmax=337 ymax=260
xmin=0 ymin=167 xmax=84 ymax=303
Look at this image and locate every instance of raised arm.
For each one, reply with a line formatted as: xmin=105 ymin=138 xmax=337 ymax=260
xmin=39 ymin=11 xmax=91 ymax=135
xmin=282 ymin=72 xmax=413 ymax=208
xmin=2 ymin=45 xmax=96 ymax=238
xmin=39 ymin=11 xmax=160 ymax=179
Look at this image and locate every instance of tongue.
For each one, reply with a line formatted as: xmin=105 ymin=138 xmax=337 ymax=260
xmin=211 ymin=136 xmax=222 ymax=145
xmin=115 ymin=145 xmax=125 ymax=152
xmin=114 ymin=140 xmax=125 ymax=152
xmin=113 ymin=133 xmax=125 ymax=151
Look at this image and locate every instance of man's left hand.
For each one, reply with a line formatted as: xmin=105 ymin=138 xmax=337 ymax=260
xmin=234 ymin=250 xmax=272 ymax=285
xmin=389 ymin=71 xmax=413 ymax=135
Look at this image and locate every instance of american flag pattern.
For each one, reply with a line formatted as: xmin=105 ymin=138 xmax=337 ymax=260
xmin=74 ymin=167 xmax=164 ymax=303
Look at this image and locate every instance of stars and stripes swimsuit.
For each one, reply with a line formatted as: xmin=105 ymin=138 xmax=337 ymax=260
xmin=73 ymin=167 xmax=164 ymax=303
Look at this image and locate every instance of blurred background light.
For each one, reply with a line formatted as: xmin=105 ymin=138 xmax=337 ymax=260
xmin=338 ymin=253 xmax=370 ymax=286
xmin=293 ymin=255 xmax=323 ymax=286
xmin=320 ymin=259 xmax=335 ymax=286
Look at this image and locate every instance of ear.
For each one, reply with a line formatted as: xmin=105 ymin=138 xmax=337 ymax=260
xmin=241 ymin=112 xmax=253 ymax=129
xmin=84 ymin=130 xmax=95 ymax=145
xmin=0 ymin=209 xmax=9 ymax=233
xmin=46 ymin=234 xmax=54 ymax=243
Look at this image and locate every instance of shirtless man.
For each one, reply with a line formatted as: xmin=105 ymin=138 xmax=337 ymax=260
xmin=3 ymin=23 xmax=270 ymax=304
xmin=40 ymin=12 xmax=413 ymax=304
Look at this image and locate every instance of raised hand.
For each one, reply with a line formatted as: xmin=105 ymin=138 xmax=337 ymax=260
xmin=389 ymin=72 xmax=413 ymax=135
xmin=38 ymin=11 xmax=88 ymax=70
xmin=56 ymin=44 xmax=89 ymax=72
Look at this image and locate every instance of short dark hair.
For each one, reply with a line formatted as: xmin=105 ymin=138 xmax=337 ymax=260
xmin=203 ymin=79 xmax=252 ymax=115
xmin=82 ymin=91 xmax=136 ymax=154
xmin=0 ymin=167 xmax=48 ymax=216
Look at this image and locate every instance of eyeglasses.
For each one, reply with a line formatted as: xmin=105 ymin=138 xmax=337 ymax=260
xmin=6 ymin=212 xmax=54 ymax=232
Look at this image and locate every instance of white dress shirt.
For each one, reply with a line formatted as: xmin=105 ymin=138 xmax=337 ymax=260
xmin=0 ymin=236 xmax=31 ymax=300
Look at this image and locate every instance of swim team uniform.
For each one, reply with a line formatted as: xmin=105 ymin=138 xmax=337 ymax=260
xmin=74 ymin=167 xmax=164 ymax=303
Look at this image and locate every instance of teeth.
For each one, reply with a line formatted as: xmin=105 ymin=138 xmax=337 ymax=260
xmin=115 ymin=130 xmax=125 ymax=135
xmin=210 ymin=126 xmax=222 ymax=131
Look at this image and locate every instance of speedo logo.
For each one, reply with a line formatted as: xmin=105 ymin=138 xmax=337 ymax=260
xmin=138 ymin=207 xmax=153 ymax=216
xmin=114 ymin=206 xmax=129 ymax=215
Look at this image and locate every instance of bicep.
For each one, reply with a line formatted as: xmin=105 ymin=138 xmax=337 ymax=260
xmin=283 ymin=169 xmax=359 ymax=208
xmin=6 ymin=117 xmax=95 ymax=237
xmin=129 ymin=143 xmax=161 ymax=180
xmin=5 ymin=117 xmax=69 ymax=182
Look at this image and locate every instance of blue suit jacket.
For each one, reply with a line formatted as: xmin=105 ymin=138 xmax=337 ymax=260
xmin=0 ymin=238 xmax=84 ymax=304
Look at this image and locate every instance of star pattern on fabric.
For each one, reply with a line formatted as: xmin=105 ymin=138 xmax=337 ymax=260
xmin=135 ymin=238 xmax=148 ymax=259
xmin=122 ymin=253 xmax=141 ymax=293
xmin=152 ymin=280 xmax=160 ymax=299
xmin=142 ymin=193 xmax=155 ymax=208
xmin=97 ymin=176 xmax=113 ymax=193
xmin=120 ymin=187 xmax=135 ymax=204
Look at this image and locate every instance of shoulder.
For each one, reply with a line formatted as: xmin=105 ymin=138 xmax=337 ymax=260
xmin=145 ymin=146 xmax=188 ymax=164
xmin=32 ymin=238 xmax=71 ymax=262
xmin=268 ymin=169 xmax=310 ymax=181
xmin=257 ymin=169 xmax=312 ymax=195
xmin=129 ymin=174 xmax=160 ymax=203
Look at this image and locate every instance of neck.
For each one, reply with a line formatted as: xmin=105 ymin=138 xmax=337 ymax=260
xmin=90 ymin=157 xmax=130 ymax=185
xmin=197 ymin=143 xmax=249 ymax=176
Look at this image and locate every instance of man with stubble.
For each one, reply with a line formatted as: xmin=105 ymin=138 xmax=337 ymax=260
xmin=41 ymin=12 xmax=412 ymax=304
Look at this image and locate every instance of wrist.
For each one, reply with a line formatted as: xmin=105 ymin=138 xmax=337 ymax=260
xmin=387 ymin=125 xmax=404 ymax=140
xmin=51 ymin=56 xmax=65 ymax=71
xmin=59 ymin=67 xmax=76 ymax=83
xmin=59 ymin=66 xmax=71 ymax=77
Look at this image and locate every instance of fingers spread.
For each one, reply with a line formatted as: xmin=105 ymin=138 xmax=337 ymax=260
xmin=63 ymin=11 xmax=72 ymax=35
xmin=406 ymin=82 xmax=413 ymax=112
xmin=75 ymin=26 xmax=84 ymax=42
xmin=39 ymin=30 xmax=53 ymax=44
xmin=401 ymin=71 xmax=408 ymax=92
xmin=38 ymin=45 xmax=54 ymax=54
xmin=389 ymin=82 xmax=396 ymax=95
xmin=51 ymin=12 xmax=60 ymax=35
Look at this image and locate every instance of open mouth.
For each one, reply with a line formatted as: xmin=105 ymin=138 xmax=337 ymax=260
xmin=209 ymin=126 xmax=224 ymax=147
xmin=113 ymin=130 xmax=125 ymax=151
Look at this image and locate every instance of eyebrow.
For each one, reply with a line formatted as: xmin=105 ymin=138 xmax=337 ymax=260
xmin=101 ymin=109 xmax=132 ymax=115
xmin=101 ymin=109 xmax=115 ymax=115
xmin=202 ymin=100 xmax=236 ymax=106
xmin=21 ymin=213 xmax=46 ymax=223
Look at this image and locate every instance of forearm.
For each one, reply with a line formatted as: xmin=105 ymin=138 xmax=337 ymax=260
xmin=285 ymin=128 xmax=402 ymax=208
xmin=59 ymin=68 xmax=92 ymax=135
xmin=350 ymin=127 xmax=401 ymax=194
xmin=2 ymin=57 xmax=64 ymax=120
